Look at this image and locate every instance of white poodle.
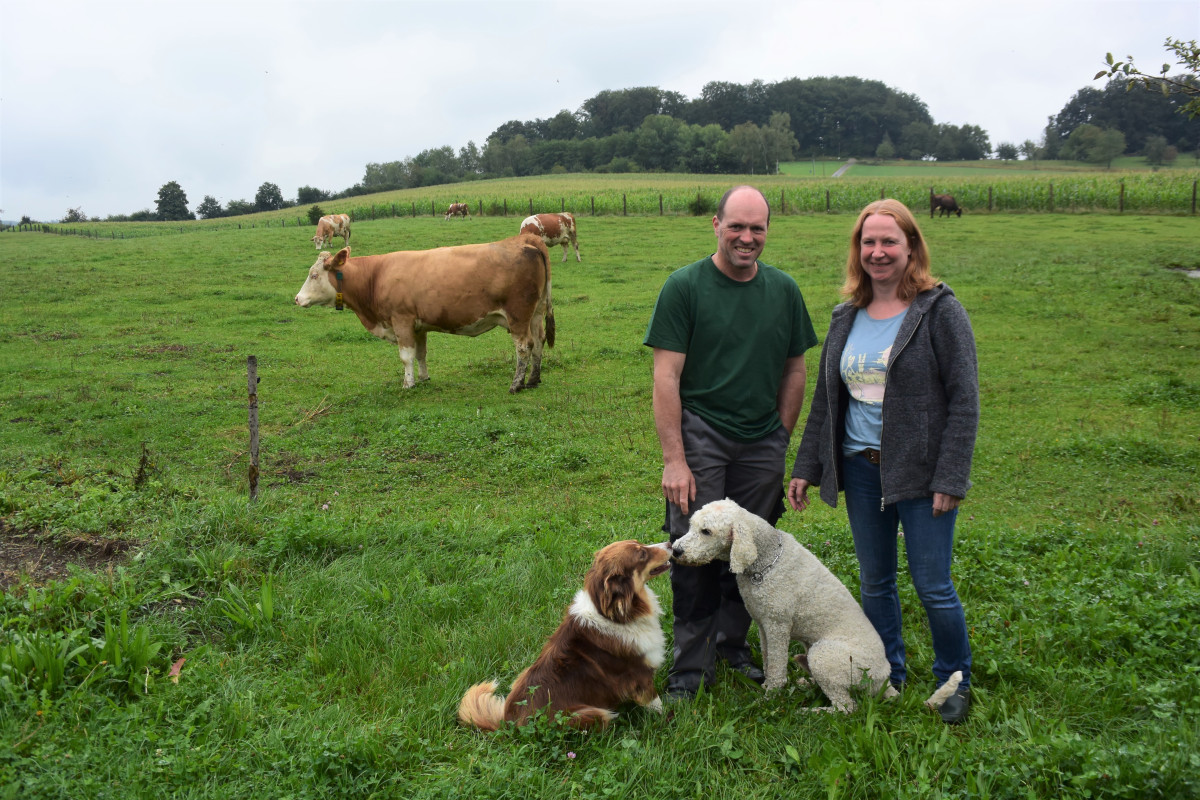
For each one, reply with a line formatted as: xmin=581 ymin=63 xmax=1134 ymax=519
xmin=671 ymin=498 xmax=961 ymax=713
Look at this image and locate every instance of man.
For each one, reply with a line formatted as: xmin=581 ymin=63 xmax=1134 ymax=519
xmin=644 ymin=185 xmax=818 ymax=700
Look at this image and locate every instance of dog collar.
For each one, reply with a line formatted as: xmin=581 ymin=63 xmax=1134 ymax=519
xmin=748 ymin=530 xmax=784 ymax=585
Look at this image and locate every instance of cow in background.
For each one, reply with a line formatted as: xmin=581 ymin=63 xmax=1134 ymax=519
xmin=930 ymin=194 xmax=963 ymax=218
xmin=294 ymin=235 xmax=555 ymax=393
xmin=312 ymin=214 xmax=352 ymax=249
xmin=520 ymin=212 xmax=581 ymax=262
xmin=444 ymin=203 xmax=471 ymax=220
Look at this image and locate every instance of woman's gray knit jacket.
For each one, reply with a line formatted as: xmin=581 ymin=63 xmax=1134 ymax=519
xmin=791 ymin=282 xmax=979 ymax=509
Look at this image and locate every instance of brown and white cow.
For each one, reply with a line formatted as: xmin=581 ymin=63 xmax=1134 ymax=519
xmin=520 ymin=212 xmax=581 ymax=262
xmin=312 ymin=214 xmax=352 ymax=249
xmin=444 ymin=202 xmax=471 ymax=220
xmin=294 ymin=235 xmax=555 ymax=393
xmin=930 ymin=194 xmax=963 ymax=218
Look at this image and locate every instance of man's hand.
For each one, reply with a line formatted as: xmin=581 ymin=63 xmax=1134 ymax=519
xmin=663 ymin=461 xmax=696 ymax=516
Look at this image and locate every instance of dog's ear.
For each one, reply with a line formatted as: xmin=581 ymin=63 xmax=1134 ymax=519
xmin=598 ymin=572 xmax=635 ymax=623
xmin=728 ymin=515 xmax=758 ymax=574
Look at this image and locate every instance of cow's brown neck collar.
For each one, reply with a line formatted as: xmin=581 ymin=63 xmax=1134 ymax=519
xmin=335 ymin=269 xmax=345 ymax=310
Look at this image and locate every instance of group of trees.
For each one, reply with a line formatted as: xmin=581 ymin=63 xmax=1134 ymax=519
xmin=354 ymin=76 xmax=1000 ymax=195
xmin=56 ymin=41 xmax=1198 ymax=223
xmin=1040 ymin=76 xmax=1195 ymax=164
xmin=89 ymin=181 xmax=312 ymax=223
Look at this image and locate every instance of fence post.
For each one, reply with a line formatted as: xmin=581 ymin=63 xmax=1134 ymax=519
xmin=247 ymin=356 xmax=259 ymax=502
xmin=529 ymin=199 xmax=533 ymax=215
xmin=659 ymin=194 xmax=663 ymax=216
xmin=561 ymin=198 xmax=565 ymax=213
xmin=1048 ymin=183 xmax=1054 ymax=212
xmin=1119 ymin=180 xmax=1125 ymax=213
xmin=825 ymin=190 xmax=830 ymax=212
xmin=503 ymin=199 xmax=507 ymax=217
xmin=1192 ymin=180 xmax=1197 ymax=215
xmin=781 ymin=189 xmax=785 ymax=215
xmin=430 ymin=201 xmax=435 ymax=217
xmin=591 ymin=196 xmax=595 ymax=216
xmin=623 ymin=194 xmax=627 ymax=216
xmin=988 ymin=186 xmax=993 ymax=212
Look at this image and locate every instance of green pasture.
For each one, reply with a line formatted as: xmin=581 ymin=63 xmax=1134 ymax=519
xmin=1 ymin=212 xmax=1198 ymax=799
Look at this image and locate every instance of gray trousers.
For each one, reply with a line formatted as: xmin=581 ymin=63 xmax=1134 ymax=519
xmin=665 ymin=409 xmax=788 ymax=690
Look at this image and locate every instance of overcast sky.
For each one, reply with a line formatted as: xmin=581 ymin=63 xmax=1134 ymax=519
xmin=2 ymin=0 xmax=1196 ymax=222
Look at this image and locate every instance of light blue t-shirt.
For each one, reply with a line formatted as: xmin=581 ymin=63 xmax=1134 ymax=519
xmin=841 ymin=308 xmax=907 ymax=455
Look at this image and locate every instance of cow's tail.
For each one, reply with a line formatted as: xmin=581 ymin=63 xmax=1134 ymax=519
xmin=458 ymin=681 xmax=507 ymax=732
xmin=539 ymin=241 xmax=555 ymax=348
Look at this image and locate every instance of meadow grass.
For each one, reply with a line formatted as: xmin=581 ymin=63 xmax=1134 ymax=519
xmin=0 ymin=212 xmax=1198 ymax=799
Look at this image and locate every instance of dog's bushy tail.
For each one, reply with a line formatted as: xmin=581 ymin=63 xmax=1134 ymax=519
xmin=923 ymin=670 xmax=963 ymax=709
xmin=458 ymin=681 xmax=507 ymax=731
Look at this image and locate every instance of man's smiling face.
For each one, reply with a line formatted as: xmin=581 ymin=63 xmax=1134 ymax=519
xmin=712 ymin=188 xmax=769 ymax=279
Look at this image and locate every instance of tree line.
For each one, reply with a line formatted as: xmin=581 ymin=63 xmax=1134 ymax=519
xmin=56 ymin=59 xmax=1199 ymax=223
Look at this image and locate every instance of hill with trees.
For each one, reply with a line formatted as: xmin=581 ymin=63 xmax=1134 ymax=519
xmin=80 ymin=65 xmax=1198 ymax=223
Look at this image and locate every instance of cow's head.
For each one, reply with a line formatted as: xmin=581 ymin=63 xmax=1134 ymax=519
xmin=294 ymin=248 xmax=350 ymax=307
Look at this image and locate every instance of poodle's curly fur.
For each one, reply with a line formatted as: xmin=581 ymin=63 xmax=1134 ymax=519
xmin=672 ymin=498 xmax=960 ymax=713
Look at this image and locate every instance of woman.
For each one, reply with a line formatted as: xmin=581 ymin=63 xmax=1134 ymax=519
xmin=788 ymin=198 xmax=979 ymax=724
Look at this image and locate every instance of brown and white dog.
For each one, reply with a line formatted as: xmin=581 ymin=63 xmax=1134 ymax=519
xmin=458 ymin=540 xmax=671 ymax=731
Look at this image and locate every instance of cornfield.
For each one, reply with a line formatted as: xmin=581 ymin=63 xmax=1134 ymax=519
xmin=12 ymin=172 xmax=1198 ymax=240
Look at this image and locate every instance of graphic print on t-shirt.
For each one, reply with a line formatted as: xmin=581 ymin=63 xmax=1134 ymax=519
xmin=842 ymin=341 xmax=891 ymax=405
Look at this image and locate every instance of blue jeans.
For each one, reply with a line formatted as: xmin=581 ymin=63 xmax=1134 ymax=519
xmin=842 ymin=452 xmax=971 ymax=689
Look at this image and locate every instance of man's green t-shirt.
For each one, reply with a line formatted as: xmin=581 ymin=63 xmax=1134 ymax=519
xmin=643 ymin=256 xmax=818 ymax=442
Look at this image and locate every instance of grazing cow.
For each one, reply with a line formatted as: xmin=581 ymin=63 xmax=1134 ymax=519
xmin=312 ymin=214 xmax=352 ymax=249
xmin=930 ymin=194 xmax=963 ymax=218
xmin=294 ymin=235 xmax=555 ymax=393
xmin=520 ymin=212 xmax=581 ymax=262
xmin=444 ymin=202 xmax=471 ymax=220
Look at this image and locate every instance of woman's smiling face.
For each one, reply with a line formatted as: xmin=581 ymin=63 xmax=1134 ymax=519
xmin=858 ymin=213 xmax=911 ymax=290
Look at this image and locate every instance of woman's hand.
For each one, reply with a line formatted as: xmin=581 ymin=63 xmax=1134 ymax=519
xmin=932 ymin=492 xmax=961 ymax=517
xmin=788 ymin=478 xmax=811 ymax=512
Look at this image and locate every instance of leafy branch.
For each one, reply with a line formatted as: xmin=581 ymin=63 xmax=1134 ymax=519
xmin=1096 ymin=37 xmax=1200 ymax=118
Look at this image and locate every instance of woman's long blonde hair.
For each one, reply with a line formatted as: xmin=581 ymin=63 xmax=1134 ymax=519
xmin=841 ymin=199 xmax=937 ymax=307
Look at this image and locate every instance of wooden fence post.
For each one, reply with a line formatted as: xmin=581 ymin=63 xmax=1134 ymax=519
xmin=503 ymin=199 xmax=507 ymax=217
xmin=1119 ymin=180 xmax=1125 ymax=213
xmin=1192 ymin=180 xmax=1197 ymax=215
xmin=561 ymin=198 xmax=565 ymax=213
xmin=659 ymin=194 xmax=663 ymax=215
xmin=529 ymin=199 xmax=534 ymax=215
xmin=591 ymin=196 xmax=595 ymax=216
xmin=247 ymin=356 xmax=259 ymax=502
xmin=623 ymin=194 xmax=627 ymax=216
xmin=1049 ymin=183 xmax=1054 ymax=212
xmin=825 ymin=190 xmax=830 ymax=212
xmin=988 ymin=186 xmax=993 ymax=212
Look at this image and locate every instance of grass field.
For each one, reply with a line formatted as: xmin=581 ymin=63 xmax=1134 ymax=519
xmin=1 ymin=211 xmax=1198 ymax=798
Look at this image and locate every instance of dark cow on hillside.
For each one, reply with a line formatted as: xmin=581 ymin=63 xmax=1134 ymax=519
xmin=930 ymin=194 xmax=963 ymax=218
xmin=444 ymin=202 xmax=471 ymax=220
xmin=520 ymin=212 xmax=581 ymax=262
xmin=294 ymin=235 xmax=554 ymax=393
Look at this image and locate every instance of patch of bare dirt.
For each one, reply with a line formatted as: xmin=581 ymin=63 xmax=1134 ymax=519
xmin=0 ymin=522 xmax=135 ymax=590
